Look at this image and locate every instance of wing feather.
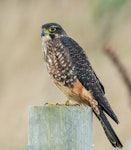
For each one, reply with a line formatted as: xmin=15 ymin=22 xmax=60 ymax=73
xmin=60 ymin=36 xmax=119 ymax=123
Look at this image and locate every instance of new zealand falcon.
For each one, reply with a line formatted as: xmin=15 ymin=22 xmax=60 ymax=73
xmin=41 ymin=22 xmax=123 ymax=148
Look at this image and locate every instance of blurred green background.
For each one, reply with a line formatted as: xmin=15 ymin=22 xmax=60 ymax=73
xmin=0 ymin=0 xmax=131 ymax=150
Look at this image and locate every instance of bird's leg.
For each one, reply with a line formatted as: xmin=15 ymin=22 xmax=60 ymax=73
xmin=56 ymin=99 xmax=80 ymax=106
xmin=56 ymin=99 xmax=69 ymax=106
xmin=44 ymin=102 xmax=56 ymax=106
xmin=44 ymin=102 xmax=67 ymax=106
xmin=55 ymin=99 xmax=70 ymax=106
xmin=65 ymin=99 xmax=70 ymax=105
xmin=44 ymin=100 xmax=80 ymax=106
xmin=65 ymin=99 xmax=80 ymax=106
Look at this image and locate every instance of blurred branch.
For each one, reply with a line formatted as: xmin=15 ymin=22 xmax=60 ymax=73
xmin=89 ymin=0 xmax=131 ymax=50
xmin=90 ymin=0 xmax=129 ymax=22
xmin=104 ymin=45 xmax=131 ymax=98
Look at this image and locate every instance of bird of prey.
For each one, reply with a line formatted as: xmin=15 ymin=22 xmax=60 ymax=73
xmin=41 ymin=22 xmax=123 ymax=148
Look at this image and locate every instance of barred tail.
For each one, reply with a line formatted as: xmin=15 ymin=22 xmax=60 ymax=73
xmin=94 ymin=108 xmax=123 ymax=148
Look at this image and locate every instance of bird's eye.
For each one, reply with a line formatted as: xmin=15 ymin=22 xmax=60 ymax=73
xmin=49 ymin=26 xmax=56 ymax=33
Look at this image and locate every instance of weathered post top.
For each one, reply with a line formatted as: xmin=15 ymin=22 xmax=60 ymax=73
xmin=28 ymin=106 xmax=92 ymax=150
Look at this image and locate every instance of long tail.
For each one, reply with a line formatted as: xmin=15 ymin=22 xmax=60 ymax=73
xmin=94 ymin=108 xmax=123 ymax=148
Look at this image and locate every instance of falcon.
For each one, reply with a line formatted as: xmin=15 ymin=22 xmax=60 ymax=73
xmin=41 ymin=22 xmax=123 ymax=148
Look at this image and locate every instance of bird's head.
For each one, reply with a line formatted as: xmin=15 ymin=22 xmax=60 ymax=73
xmin=41 ymin=23 xmax=67 ymax=40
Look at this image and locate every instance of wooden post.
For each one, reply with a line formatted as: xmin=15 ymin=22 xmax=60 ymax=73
xmin=127 ymin=141 xmax=131 ymax=150
xmin=28 ymin=106 xmax=92 ymax=150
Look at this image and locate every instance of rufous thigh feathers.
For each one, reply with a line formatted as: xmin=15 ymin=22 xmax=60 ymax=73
xmin=71 ymin=79 xmax=100 ymax=115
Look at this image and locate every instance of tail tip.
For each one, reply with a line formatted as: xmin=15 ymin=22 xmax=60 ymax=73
xmin=112 ymin=141 xmax=123 ymax=148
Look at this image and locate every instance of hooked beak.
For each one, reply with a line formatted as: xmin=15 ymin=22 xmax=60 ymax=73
xmin=41 ymin=29 xmax=45 ymax=37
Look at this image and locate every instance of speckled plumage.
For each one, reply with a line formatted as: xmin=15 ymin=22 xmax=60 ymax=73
xmin=41 ymin=23 xmax=123 ymax=148
xmin=42 ymin=37 xmax=77 ymax=88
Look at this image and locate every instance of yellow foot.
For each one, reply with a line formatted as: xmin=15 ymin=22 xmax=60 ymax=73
xmin=44 ymin=102 xmax=56 ymax=106
xmin=65 ymin=99 xmax=80 ymax=106
xmin=65 ymin=99 xmax=70 ymax=105
xmin=56 ymin=100 xmax=80 ymax=106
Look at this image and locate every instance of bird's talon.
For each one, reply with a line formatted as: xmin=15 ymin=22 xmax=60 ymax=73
xmin=56 ymin=103 xmax=65 ymax=106
xmin=75 ymin=104 xmax=80 ymax=106
xmin=44 ymin=102 xmax=56 ymax=106
xmin=44 ymin=102 xmax=49 ymax=106
xmin=56 ymin=103 xmax=59 ymax=105
xmin=65 ymin=99 xmax=70 ymax=105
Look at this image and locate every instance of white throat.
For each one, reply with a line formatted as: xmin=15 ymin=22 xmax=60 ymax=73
xmin=42 ymin=35 xmax=51 ymax=42
xmin=42 ymin=35 xmax=51 ymax=55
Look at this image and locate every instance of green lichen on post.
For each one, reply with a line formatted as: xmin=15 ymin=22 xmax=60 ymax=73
xmin=28 ymin=106 xmax=92 ymax=150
